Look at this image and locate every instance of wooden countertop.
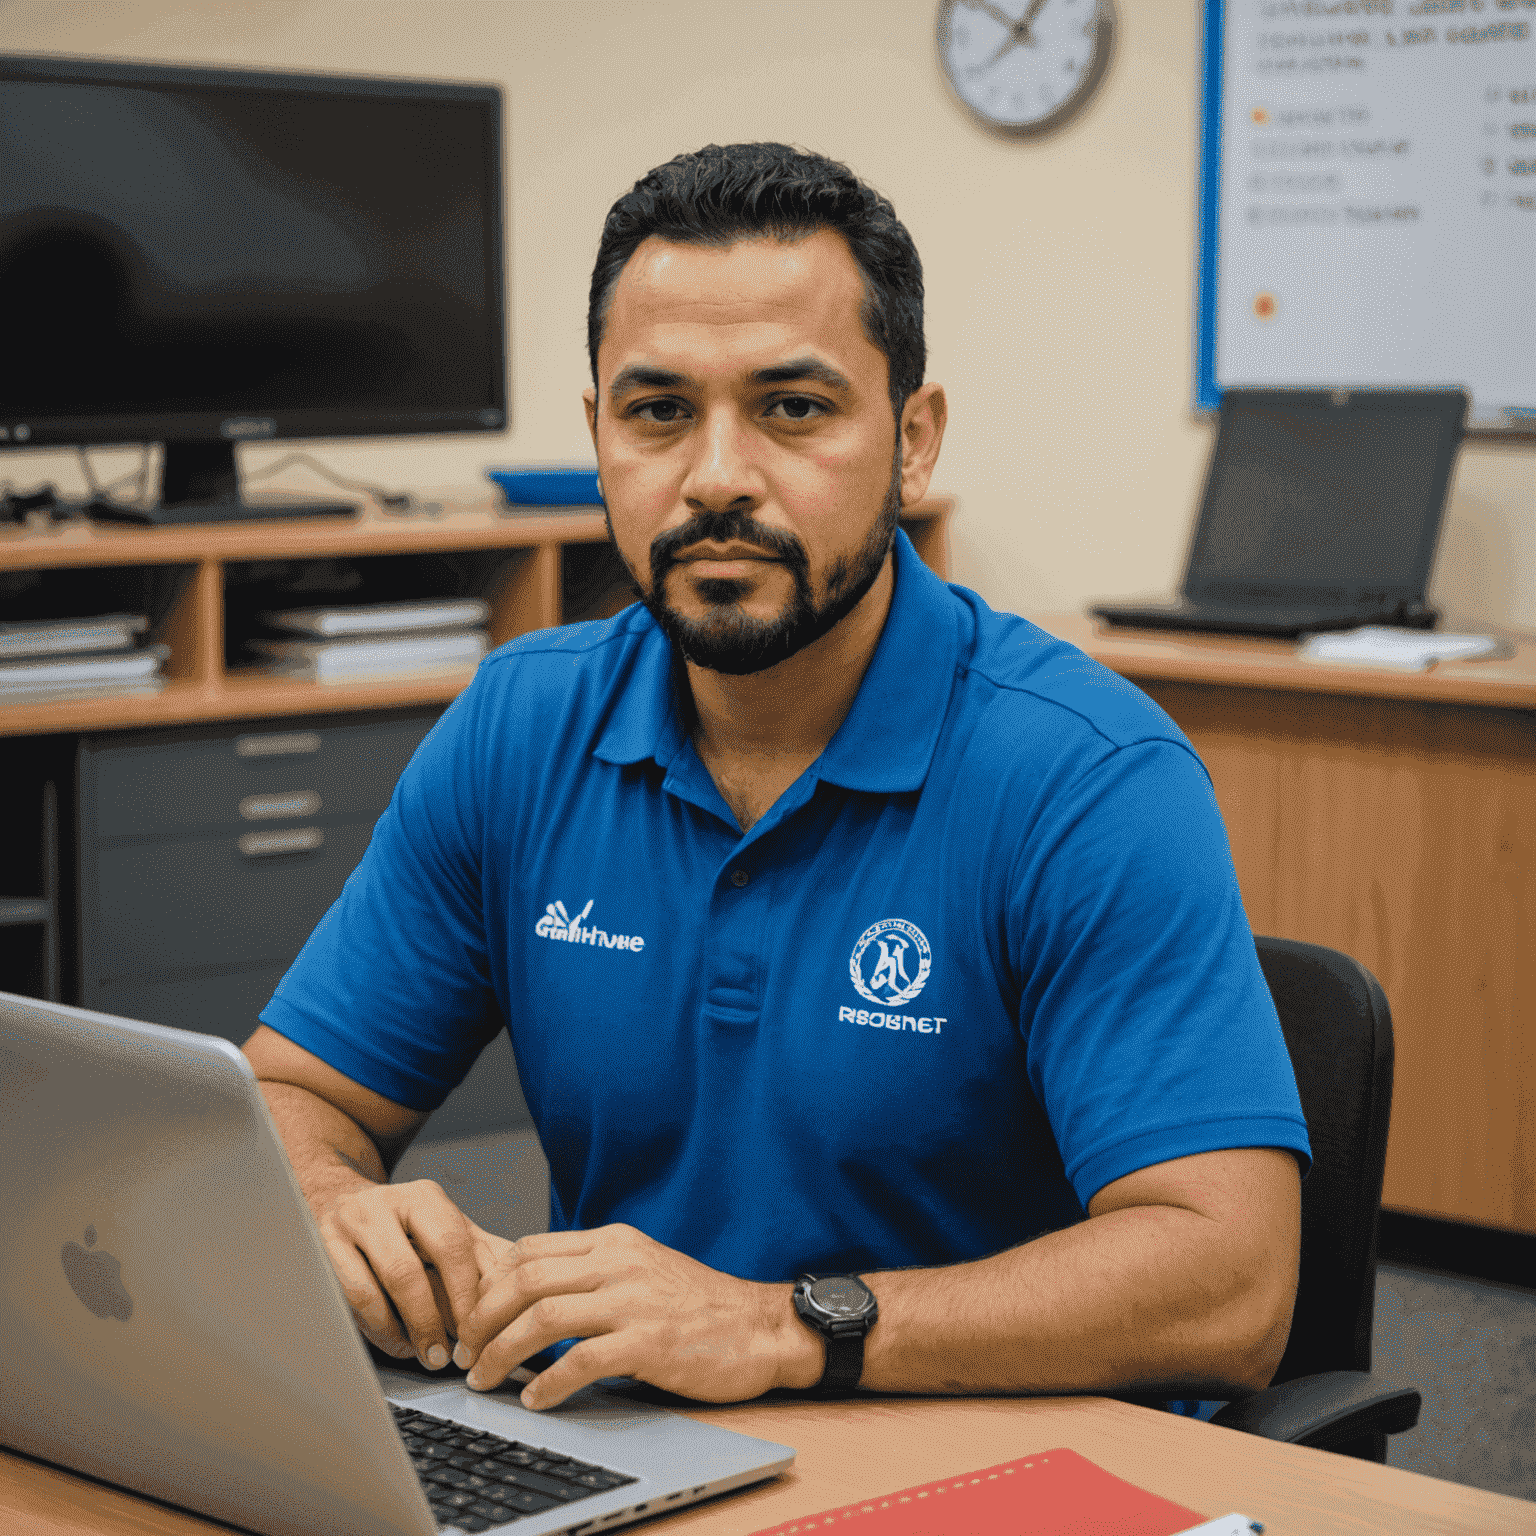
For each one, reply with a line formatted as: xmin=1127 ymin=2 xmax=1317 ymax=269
xmin=3 ymin=1393 xmax=1532 ymax=1536
xmin=0 ymin=502 xmax=613 ymax=571
xmin=1032 ymin=612 xmax=1536 ymax=711
xmin=0 ymin=498 xmax=952 ymax=572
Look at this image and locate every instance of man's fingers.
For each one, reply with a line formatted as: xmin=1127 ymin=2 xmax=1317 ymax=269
xmin=359 ymin=1217 xmax=455 ymax=1367
xmin=325 ymin=1231 xmax=413 ymax=1358
xmin=465 ymin=1293 xmax=605 ymax=1392
xmin=424 ymin=1262 xmax=455 ymax=1337
xmin=509 ymin=1229 xmax=601 ymax=1258
xmin=517 ymin=1335 xmax=634 ymax=1411
xmin=323 ymin=1181 xmax=479 ymax=1369
xmin=397 ymin=1186 xmax=481 ymax=1333
xmin=456 ymin=1254 xmax=606 ymax=1361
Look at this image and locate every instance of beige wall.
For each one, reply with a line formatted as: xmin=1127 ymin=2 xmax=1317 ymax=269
xmin=7 ymin=0 xmax=1532 ymax=630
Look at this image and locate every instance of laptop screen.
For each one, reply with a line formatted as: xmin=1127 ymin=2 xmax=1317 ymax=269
xmin=1186 ymin=392 xmax=1466 ymax=602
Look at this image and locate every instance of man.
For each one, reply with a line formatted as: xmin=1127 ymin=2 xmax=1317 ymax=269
xmin=244 ymin=143 xmax=1309 ymax=1414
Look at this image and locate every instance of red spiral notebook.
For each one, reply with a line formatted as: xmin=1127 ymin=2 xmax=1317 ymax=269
xmin=749 ymin=1448 xmax=1207 ymax=1536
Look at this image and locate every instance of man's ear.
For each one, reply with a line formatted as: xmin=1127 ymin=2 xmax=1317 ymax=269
xmin=898 ymin=382 xmax=947 ymax=508
xmin=583 ymin=387 xmax=599 ymax=449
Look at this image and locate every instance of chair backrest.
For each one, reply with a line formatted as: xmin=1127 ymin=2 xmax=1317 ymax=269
xmin=1255 ymin=936 xmax=1394 ymax=1385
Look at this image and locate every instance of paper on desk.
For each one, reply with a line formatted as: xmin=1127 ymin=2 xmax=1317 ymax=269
xmin=1298 ymin=626 xmax=1506 ymax=672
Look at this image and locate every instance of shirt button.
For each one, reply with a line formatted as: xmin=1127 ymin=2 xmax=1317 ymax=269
xmin=730 ymin=868 xmax=750 ymax=888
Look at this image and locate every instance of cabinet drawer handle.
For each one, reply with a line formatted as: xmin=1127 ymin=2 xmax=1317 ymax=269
xmin=240 ymin=790 xmax=322 ymax=821
xmin=238 ymin=827 xmax=325 ymax=859
xmin=236 ymin=731 xmax=322 ymax=758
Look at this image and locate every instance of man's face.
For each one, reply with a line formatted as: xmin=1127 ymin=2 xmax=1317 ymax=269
xmin=585 ymin=229 xmax=904 ymax=676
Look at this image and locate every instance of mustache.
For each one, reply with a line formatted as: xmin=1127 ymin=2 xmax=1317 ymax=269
xmin=649 ymin=509 xmax=809 ymax=585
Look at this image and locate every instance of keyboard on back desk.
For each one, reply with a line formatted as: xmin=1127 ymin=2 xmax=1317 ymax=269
xmin=390 ymin=1402 xmax=637 ymax=1533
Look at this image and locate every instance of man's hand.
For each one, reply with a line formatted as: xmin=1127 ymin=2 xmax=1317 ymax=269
xmin=244 ymin=1027 xmax=507 ymax=1372
xmin=315 ymin=1177 xmax=503 ymax=1368
xmin=451 ymin=1224 xmax=821 ymax=1410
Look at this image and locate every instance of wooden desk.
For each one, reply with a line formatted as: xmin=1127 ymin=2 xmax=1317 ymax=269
xmin=3 ymin=1395 xmax=1531 ymax=1536
xmin=1032 ymin=614 xmax=1536 ymax=1238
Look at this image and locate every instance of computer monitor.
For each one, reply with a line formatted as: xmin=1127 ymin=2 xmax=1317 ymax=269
xmin=0 ymin=54 xmax=505 ymax=524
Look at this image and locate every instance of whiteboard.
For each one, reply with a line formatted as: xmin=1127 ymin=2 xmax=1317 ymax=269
xmin=1195 ymin=0 xmax=1536 ymax=431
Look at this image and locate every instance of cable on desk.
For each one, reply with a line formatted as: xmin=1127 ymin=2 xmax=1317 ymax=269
xmin=243 ymin=450 xmax=442 ymax=517
xmin=64 ymin=445 xmax=439 ymax=520
xmin=2 ymin=481 xmax=71 ymax=524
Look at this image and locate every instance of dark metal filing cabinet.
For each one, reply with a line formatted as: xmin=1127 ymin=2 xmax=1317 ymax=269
xmin=77 ymin=709 xmax=531 ymax=1143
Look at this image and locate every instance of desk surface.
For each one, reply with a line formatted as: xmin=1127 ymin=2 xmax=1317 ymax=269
xmin=3 ymin=1394 xmax=1531 ymax=1536
xmin=1035 ymin=612 xmax=1536 ymax=711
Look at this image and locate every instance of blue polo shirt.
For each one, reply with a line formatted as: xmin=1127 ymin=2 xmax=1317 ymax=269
xmin=262 ymin=531 xmax=1309 ymax=1282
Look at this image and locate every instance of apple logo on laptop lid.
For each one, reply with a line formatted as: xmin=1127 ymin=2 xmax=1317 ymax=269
xmin=61 ymin=1225 xmax=133 ymax=1321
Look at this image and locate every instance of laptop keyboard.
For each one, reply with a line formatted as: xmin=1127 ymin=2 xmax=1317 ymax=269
xmin=391 ymin=1403 xmax=637 ymax=1532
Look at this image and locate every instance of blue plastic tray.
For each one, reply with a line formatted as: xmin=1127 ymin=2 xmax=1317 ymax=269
xmin=486 ymin=466 xmax=603 ymax=507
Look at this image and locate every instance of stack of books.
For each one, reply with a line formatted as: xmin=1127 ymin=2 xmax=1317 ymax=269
xmin=0 ymin=614 xmax=167 ymax=702
xmin=247 ymin=598 xmax=489 ymax=684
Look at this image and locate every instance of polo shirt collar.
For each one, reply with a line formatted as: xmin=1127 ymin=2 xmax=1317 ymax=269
xmin=591 ymin=608 xmax=689 ymax=770
xmin=814 ymin=529 xmax=959 ymax=794
xmin=593 ymin=528 xmax=959 ymax=796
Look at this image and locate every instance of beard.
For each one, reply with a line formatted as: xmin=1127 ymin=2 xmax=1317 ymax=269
xmin=610 ymin=456 xmax=902 ymax=678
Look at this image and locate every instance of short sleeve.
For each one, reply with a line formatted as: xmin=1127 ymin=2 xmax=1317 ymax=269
xmin=258 ymin=674 xmax=501 ymax=1111
xmin=1010 ymin=738 xmax=1311 ymax=1207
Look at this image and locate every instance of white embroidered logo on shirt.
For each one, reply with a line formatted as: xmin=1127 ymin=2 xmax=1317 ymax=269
xmin=850 ymin=919 xmax=931 ymax=1006
xmin=534 ymin=899 xmax=646 ymax=952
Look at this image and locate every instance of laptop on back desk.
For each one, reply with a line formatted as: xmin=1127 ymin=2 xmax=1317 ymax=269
xmin=1092 ymin=389 xmax=1468 ymax=639
xmin=0 ymin=991 xmax=793 ymax=1536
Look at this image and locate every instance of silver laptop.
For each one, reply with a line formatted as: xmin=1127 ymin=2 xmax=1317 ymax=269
xmin=0 ymin=991 xmax=794 ymax=1536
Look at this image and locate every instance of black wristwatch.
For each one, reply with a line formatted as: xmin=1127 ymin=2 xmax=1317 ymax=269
xmin=792 ymin=1274 xmax=878 ymax=1396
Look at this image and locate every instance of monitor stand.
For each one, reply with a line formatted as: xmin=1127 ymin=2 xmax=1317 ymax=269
xmin=86 ymin=439 xmax=358 ymax=527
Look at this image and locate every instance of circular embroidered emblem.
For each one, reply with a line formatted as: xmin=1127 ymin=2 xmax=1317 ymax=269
xmin=850 ymin=919 xmax=932 ymax=1007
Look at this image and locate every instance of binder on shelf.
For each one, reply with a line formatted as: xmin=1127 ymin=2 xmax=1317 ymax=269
xmin=0 ymin=644 xmax=168 ymax=699
xmin=256 ymin=598 xmax=490 ymax=638
xmin=245 ymin=629 xmax=487 ymax=683
xmin=0 ymin=614 xmax=149 ymax=660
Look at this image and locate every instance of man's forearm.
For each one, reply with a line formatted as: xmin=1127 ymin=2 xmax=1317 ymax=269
xmin=259 ymin=1079 xmax=387 ymax=1213
xmin=855 ymin=1200 xmax=1292 ymax=1399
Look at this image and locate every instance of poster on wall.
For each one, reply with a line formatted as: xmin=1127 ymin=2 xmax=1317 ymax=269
xmin=1195 ymin=0 xmax=1535 ymax=430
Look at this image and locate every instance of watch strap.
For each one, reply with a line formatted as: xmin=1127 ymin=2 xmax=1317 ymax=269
xmin=818 ymin=1321 xmax=867 ymax=1396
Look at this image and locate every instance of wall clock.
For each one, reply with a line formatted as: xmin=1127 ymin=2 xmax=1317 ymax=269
xmin=936 ymin=0 xmax=1117 ymax=138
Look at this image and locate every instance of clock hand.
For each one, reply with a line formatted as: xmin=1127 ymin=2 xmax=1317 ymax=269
xmin=1012 ymin=0 xmax=1052 ymax=44
xmin=978 ymin=0 xmax=1052 ymax=68
xmin=961 ymin=0 xmax=1023 ymax=27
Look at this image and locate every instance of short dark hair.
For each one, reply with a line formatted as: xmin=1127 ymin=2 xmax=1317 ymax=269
xmin=588 ymin=143 xmax=925 ymax=419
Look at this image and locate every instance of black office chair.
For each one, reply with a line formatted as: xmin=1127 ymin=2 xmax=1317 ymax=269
xmin=1206 ymin=936 xmax=1421 ymax=1461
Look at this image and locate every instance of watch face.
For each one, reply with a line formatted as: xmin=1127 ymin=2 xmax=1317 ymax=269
xmin=937 ymin=0 xmax=1116 ymax=138
xmin=810 ymin=1276 xmax=870 ymax=1316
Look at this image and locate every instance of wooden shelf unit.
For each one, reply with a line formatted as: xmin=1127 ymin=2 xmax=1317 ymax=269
xmin=0 ymin=497 xmax=953 ymax=736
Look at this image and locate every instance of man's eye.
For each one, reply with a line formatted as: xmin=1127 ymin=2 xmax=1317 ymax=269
xmin=634 ymin=399 xmax=688 ymax=423
xmin=767 ymin=396 xmax=825 ymax=421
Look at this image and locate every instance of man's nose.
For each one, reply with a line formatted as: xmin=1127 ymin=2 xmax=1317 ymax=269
xmin=680 ymin=407 xmax=765 ymax=514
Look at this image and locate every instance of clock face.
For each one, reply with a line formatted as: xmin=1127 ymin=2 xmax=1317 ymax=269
xmin=936 ymin=0 xmax=1116 ymax=137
